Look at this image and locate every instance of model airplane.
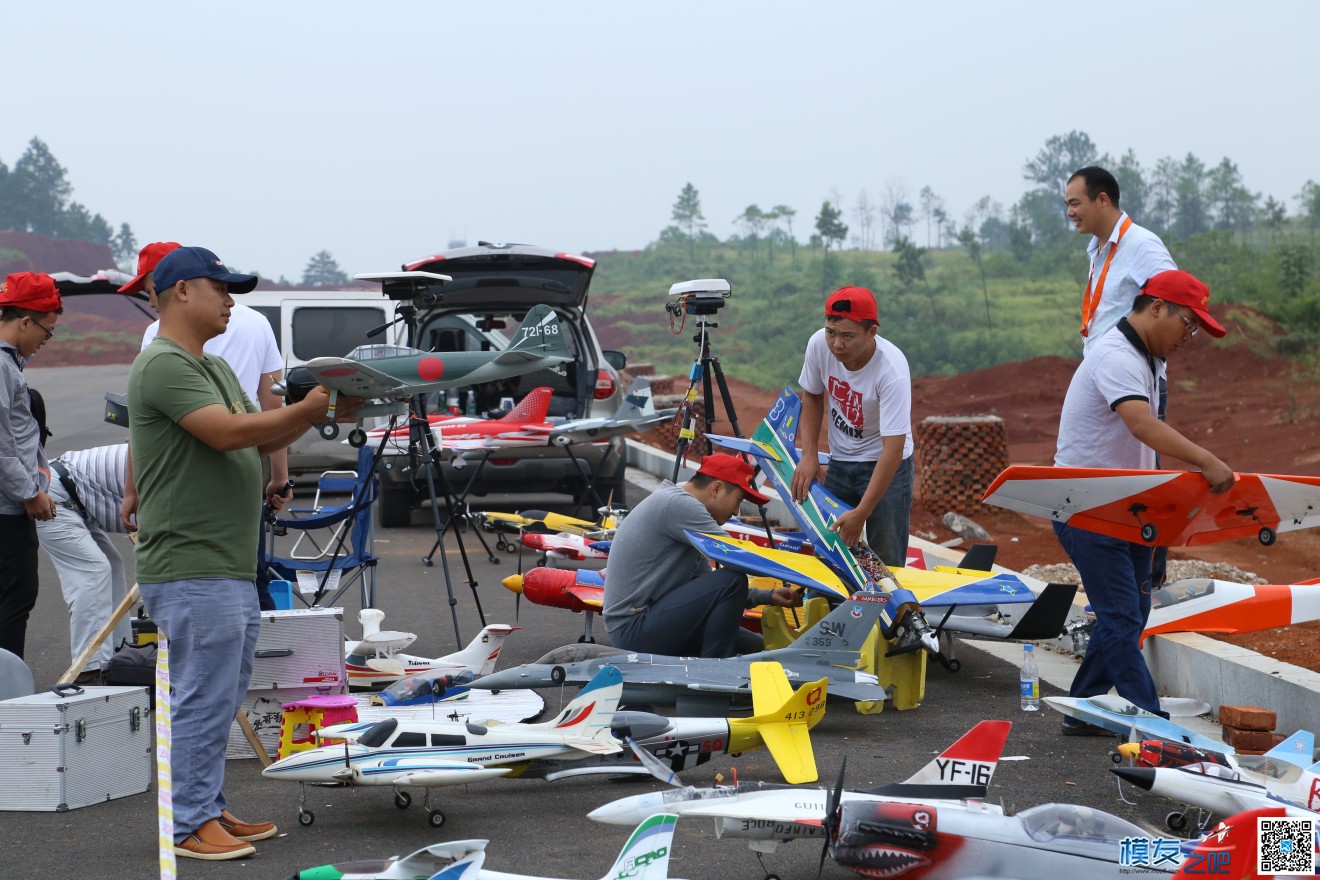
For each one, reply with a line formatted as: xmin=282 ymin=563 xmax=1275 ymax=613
xmin=521 ymin=528 xmax=611 ymax=565
xmin=518 ymin=661 xmax=826 ymax=785
xmin=1113 ymin=759 xmax=1320 ymax=829
xmin=470 ymin=590 xmax=895 ymax=715
xmin=683 ymin=531 xmax=1078 ymax=644
xmin=708 ymin=389 xmax=940 ymax=657
xmin=295 ymin=303 xmax=573 ymax=443
xmin=263 ymin=665 xmax=626 ymax=827
xmin=1140 ymin=575 xmax=1320 ymax=645
xmin=589 ymin=720 xmax=1012 ymax=847
xmin=1044 ymin=695 xmax=1230 ymax=754
xmin=359 ymin=385 xmax=558 ymax=453
xmin=287 ymin=812 xmax=680 ymax=880
xmin=344 ymin=609 xmax=517 ymax=689
xmin=545 ymin=376 xmax=679 ymax=446
xmin=982 ymin=465 xmax=1320 ymax=547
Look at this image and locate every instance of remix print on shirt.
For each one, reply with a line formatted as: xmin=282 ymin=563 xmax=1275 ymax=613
xmin=828 ymin=377 xmax=864 ymax=439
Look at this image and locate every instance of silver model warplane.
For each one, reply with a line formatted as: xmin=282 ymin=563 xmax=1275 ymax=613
xmin=470 ymin=590 xmax=894 ymax=715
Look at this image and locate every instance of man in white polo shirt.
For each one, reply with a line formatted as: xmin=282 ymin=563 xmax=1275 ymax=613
xmin=1053 ymin=269 xmax=1233 ymax=734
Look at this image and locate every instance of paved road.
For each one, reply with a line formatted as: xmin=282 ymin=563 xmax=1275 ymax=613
xmin=2 ymin=365 xmax=1181 ymax=879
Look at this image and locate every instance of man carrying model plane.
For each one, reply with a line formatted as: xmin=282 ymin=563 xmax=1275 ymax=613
xmin=1053 ymin=268 xmax=1233 ymax=734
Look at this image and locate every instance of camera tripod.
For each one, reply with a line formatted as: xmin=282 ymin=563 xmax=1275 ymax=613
xmin=372 ymin=302 xmax=489 ymax=644
xmin=669 ymin=308 xmax=778 ymax=544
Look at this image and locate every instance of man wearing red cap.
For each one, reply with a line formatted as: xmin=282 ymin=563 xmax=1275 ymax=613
xmin=604 ymin=452 xmax=801 ymax=658
xmin=1053 ymin=269 xmax=1234 ymax=733
xmin=791 ymin=286 xmax=913 ymax=567
xmin=0 ymin=272 xmax=63 ymax=659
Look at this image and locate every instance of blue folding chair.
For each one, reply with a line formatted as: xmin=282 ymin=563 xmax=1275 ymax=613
xmin=264 ymin=445 xmax=379 ymax=608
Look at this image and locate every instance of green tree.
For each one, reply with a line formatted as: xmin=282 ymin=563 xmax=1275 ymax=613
xmin=1296 ymin=180 xmax=1320 ymax=240
xmin=301 ymin=250 xmax=348 ymax=286
xmin=814 ymin=200 xmax=848 ymax=289
xmin=113 ymin=223 xmax=137 ymax=267
xmin=58 ymin=201 xmax=113 ymax=244
xmin=1100 ymin=148 xmax=1149 ymax=224
xmin=735 ymin=204 xmax=768 ymax=263
xmin=957 ymin=225 xmax=991 ymax=330
xmin=1206 ymin=158 xmax=1257 ymax=238
xmin=671 ymin=183 xmax=707 ymax=260
xmin=772 ymin=204 xmax=797 ymax=263
xmin=1146 ymin=156 xmax=1180 ymax=232
xmin=10 ymin=137 xmax=72 ymax=235
xmin=1172 ymin=153 xmax=1209 ymax=239
xmin=893 ymin=235 xmax=939 ymax=321
xmin=1022 ymin=130 xmax=1098 ymax=191
xmin=919 ymin=186 xmax=944 ymax=248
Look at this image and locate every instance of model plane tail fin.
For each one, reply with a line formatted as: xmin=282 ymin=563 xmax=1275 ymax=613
xmin=729 ymin=662 xmax=826 ymax=784
xmin=596 ymin=814 xmax=680 ymax=880
xmin=1004 ymin=583 xmax=1079 ymax=640
xmin=501 ymin=304 xmax=571 ymax=361
xmin=768 ymin=590 xmax=889 ymax=661
xmin=612 ymin=377 xmax=655 ymax=421
xmin=1173 ymin=806 xmax=1316 ymax=879
xmin=857 ymin=720 xmax=1009 ymax=800
xmin=535 ymin=664 xmax=622 ymax=736
xmin=1265 ymin=730 xmax=1315 ymax=766
xmin=498 ymin=386 xmax=554 ymax=424
xmin=439 ymin=624 xmax=519 ymax=677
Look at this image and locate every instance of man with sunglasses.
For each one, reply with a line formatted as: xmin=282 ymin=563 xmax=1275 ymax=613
xmin=0 ymin=272 xmax=62 ymax=660
xmin=1052 ymin=269 xmax=1233 ymax=734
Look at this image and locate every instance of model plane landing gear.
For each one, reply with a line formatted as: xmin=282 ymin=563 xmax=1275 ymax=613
xmin=318 ymin=422 xmax=340 ymax=441
xmin=348 ymin=427 xmax=367 ymax=448
xmin=298 ymin=809 xmax=315 ymax=826
xmin=1127 ymin=502 xmax=1158 ymax=543
xmin=1165 ymin=810 xmax=1188 ymax=833
xmin=428 ymin=809 xmax=446 ymax=828
xmin=1259 ymin=526 xmax=1276 ymax=546
xmin=394 ymin=790 xmax=412 ymax=809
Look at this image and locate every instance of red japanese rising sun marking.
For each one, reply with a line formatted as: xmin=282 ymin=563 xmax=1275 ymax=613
xmin=417 ymin=356 xmax=446 ymax=382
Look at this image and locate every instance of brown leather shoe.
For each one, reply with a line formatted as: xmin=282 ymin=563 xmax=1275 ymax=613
xmin=173 ymin=818 xmax=256 ymax=860
xmin=219 ymin=808 xmax=278 ymax=842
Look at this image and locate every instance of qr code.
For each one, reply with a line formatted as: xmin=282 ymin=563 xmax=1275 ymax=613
xmin=1259 ymin=817 xmax=1317 ymax=875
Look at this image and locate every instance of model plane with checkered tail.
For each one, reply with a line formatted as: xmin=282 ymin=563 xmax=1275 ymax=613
xmin=705 ymin=389 xmax=943 ymax=660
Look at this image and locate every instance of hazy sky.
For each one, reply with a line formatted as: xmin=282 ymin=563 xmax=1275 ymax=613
xmin=5 ymin=2 xmax=1318 ymax=280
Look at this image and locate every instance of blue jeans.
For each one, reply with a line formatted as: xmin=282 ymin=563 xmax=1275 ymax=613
xmin=1053 ymin=521 xmax=1162 ymax=714
xmin=608 ymin=568 xmax=749 ymax=658
xmin=139 ymin=578 xmax=260 ymax=841
xmin=823 ymin=456 xmax=914 ymax=568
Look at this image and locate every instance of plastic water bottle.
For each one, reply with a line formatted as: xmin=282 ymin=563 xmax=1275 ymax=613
xmin=464 ymin=391 xmax=477 ymax=417
xmin=1020 ymin=643 xmax=1040 ymax=711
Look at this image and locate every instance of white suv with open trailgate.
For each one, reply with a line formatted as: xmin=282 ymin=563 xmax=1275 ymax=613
xmin=371 ymin=242 xmax=629 ymax=527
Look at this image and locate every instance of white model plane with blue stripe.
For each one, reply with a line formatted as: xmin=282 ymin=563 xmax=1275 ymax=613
xmin=287 ymin=813 xmax=682 ymax=880
xmin=263 ymin=665 xmax=624 ymax=828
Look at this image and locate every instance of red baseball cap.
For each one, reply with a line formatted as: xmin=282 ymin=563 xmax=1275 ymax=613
xmin=118 ymin=241 xmax=182 ymax=293
xmin=825 ymin=286 xmax=878 ymax=324
xmin=695 ymin=452 xmax=771 ymax=505
xmin=1144 ymin=270 xmax=1226 ymax=338
xmin=0 ymin=272 xmax=63 ymax=313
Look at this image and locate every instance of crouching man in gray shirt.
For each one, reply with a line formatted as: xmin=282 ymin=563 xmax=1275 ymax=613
xmin=604 ymin=453 xmax=801 ymax=657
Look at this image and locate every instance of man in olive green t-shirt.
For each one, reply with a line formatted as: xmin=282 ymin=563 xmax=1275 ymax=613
xmin=127 ymin=246 xmax=359 ymax=861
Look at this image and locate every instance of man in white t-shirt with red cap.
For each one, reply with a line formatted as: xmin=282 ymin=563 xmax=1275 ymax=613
xmin=791 ymin=286 xmax=913 ymax=568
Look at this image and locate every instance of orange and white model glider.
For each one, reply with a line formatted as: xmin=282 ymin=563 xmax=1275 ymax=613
xmin=1141 ymin=576 xmax=1320 ymax=645
xmin=982 ymin=466 xmax=1320 ymax=547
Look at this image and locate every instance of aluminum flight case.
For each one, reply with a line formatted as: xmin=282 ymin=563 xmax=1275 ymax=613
xmin=0 ymin=685 xmax=152 ymax=811
xmin=227 ymin=606 xmax=348 ymax=759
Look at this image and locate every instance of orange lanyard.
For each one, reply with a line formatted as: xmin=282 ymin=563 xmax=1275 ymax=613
xmin=1079 ymin=215 xmax=1133 ymax=337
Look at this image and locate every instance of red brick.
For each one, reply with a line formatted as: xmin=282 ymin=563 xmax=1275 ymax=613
xmin=1220 ymin=727 xmax=1285 ymax=751
xmin=1218 ymin=705 xmax=1277 ymax=731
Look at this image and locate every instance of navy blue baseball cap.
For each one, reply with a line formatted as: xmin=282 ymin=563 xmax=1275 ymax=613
xmin=152 ymin=246 xmax=259 ymax=294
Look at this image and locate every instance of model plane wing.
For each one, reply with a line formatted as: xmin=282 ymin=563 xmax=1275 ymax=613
xmin=304 ymin=357 xmax=414 ymax=399
xmin=748 ymin=662 xmax=823 ymax=786
xmin=684 ymin=531 xmax=849 ymax=598
xmin=983 ymin=466 xmax=1320 ymax=547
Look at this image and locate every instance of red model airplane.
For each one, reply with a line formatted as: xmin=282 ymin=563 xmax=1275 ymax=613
xmin=982 ymin=466 xmax=1320 ymax=547
xmin=363 ymin=386 xmax=562 ymax=452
